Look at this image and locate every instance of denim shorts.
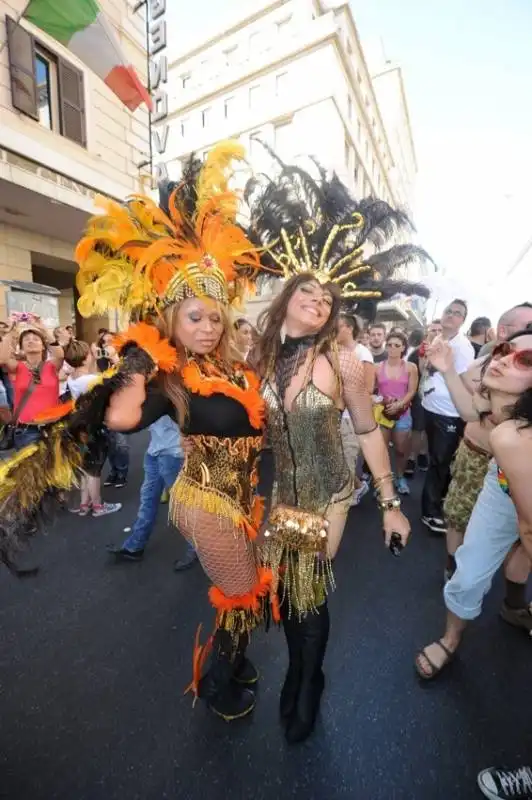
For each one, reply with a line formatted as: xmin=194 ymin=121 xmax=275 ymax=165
xmin=394 ymin=411 xmax=412 ymax=432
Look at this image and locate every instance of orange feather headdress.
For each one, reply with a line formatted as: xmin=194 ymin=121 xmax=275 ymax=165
xmin=75 ymin=141 xmax=261 ymax=318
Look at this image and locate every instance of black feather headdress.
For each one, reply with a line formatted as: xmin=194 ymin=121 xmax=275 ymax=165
xmin=244 ymin=147 xmax=434 ymax=312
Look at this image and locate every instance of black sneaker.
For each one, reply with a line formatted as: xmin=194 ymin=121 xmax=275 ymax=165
xmin=106 ymin=545 xmax=144 ymax=562
xmin=417 ymin=453 xmax=429 ymax=471
xmin=113 ymin=475 xmax=128 ymax=489
xmin=103 ymin=473 xmax=118 ymax=487
xmin=404 ymin=459 xmax=416 ymax=477
xmin=421 ymin=516 xmax=447 ymax=534
xmin=174 ymin=549 xmax=198 ymax=572
xmin=478 ymin=766 xmax=532 ymax=799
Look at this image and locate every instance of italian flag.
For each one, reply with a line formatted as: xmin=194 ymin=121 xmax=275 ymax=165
xmin=24 ymin=0 xmax=152 ymax=111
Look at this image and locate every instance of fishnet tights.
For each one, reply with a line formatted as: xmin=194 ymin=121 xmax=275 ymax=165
xmin=173 ymin=506 xmax=260 ymax=597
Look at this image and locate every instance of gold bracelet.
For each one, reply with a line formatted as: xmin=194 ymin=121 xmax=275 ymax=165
xmin=373 ymin=472 xmax=393 ymax=490
xmin=378 ymin=496 xmax=401 ymax=511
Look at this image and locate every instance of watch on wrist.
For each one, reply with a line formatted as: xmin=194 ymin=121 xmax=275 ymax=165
xmin=378 ymin=496 xmax=402 ymax=512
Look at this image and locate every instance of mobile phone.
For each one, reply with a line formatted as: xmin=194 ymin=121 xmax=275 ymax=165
xmin=389 ymin=532 xmax=403 ymax=557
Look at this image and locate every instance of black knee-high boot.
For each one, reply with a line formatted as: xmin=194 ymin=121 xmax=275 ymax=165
xmin=199 ymin=629 xmax=256 ymax=720
xmin=282 ymin=602 xmax=330 ymax=744
xmin=279 ymin=600 xmax=304 ymax=722
xmin=232 ymin=632 xmax=259 ymax=686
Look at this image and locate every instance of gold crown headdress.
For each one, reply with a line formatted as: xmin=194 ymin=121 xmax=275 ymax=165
xmin=244 ymin=155 xmax=433 ymax=307
xmin=75 ymin=141 xmax=260 ymax=318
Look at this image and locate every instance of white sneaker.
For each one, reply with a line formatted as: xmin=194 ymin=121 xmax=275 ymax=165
xmin=92 ymin=502 xmax=122 ymax=517
xmin=478 ymin=766 xmax=532 ymax=799
xmin=351 ymin=480 xmax=369 ymax=507
xmin=421 ymin=516 xmax=447 ymax=534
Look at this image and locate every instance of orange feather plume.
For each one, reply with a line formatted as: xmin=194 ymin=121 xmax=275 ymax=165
xmin=112 ymin=322 xmax=179 ymax=373
xmin=75 ymin=140 xmax=262 ymax=319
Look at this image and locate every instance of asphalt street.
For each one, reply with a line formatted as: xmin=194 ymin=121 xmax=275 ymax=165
xmin=0 ymin=431 xmax=531 ymax=800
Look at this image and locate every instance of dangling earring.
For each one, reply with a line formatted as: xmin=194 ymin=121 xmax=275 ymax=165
xmin=280 ymin=323 xmax=287 ymax=344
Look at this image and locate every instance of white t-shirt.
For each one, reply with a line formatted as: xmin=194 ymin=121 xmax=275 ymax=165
xmin=422 ymin=334 xmax=475 ymax=417
xmin=67 ymin=373 xmax=97 ymax=400
xmin=354 ymin=343 xmax=374 ymax=364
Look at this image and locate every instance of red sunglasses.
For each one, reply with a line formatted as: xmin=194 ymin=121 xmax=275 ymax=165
xmin=491 ymin=341 xmax=532 ymax=369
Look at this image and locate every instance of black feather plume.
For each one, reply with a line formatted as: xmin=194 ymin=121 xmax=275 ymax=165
xmin=245 ymin=147 xmax=434 ymax=309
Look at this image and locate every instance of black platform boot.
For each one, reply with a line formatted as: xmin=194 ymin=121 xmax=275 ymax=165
xmin=232 ymin=632 xmax=259 ymax=686
xmin=279 ymin=601 xmax=304 ymax=723
xmin=284 ymin=602 xmax=330 ymax=744
xmin=199 ymin=629 xmax=256 ymax=721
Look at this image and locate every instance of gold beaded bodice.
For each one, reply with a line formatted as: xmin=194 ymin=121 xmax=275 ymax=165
xmin=263 ymin=380 xmax=352 ymax=512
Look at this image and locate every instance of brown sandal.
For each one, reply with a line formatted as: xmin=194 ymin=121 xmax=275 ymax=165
xmin=415 ymin=640 xmax=454 ymax=680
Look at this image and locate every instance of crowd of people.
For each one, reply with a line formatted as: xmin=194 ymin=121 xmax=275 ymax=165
xmin=1 ymin=141 xmax=531 ymax=799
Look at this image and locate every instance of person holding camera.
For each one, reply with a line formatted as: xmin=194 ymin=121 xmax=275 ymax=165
xmin=0 ymin=316 xmax=63 ymax=450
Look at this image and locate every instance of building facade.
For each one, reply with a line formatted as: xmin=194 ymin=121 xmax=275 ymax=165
xmin=164 ymin=0 xmax=427 ymax=324
xmin=0 ymin=0 xmax=150 ymax=338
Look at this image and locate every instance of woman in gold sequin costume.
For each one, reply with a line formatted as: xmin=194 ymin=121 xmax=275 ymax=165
xmin=246 ymin=157 xmax=433 ymax=743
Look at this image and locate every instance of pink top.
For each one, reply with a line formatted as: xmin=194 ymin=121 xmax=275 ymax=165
xmin=14 ymin=361 xmax=59 ymax=423
xmin=376 ymin=361 xmax=410 ymax=419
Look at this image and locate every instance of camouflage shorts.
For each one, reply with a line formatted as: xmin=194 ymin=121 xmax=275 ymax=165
xmin=443 ymin=439 xmax=490 ymax=534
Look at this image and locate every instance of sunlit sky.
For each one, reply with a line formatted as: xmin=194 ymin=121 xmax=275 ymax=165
xmin=166 ymin=0 xmax=532 ymax=322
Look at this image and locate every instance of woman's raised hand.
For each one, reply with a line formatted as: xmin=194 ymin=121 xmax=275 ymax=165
xmin=426 ymin=336 xmax=454 ymax=373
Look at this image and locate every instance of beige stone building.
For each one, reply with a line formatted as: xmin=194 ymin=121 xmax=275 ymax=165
xmin=0 ymin=0 xmax=150 ymax=339
xmin=165 ymin=0 xmax=429 ymax=326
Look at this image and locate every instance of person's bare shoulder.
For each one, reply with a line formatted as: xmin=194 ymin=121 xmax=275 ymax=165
xmin=490 ymin=419 xmax=532 ymax=451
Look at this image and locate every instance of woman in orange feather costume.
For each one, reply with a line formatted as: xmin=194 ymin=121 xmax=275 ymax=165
xmin=93 ymin=144 xmax=275 ymax=721
xmin=0 ymin=143 xmax=273 ymax=722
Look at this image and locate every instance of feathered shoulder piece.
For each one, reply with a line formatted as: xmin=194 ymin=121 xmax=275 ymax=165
xmin=75 ymin=141 xmax=261 ymax=318
xmin=244 ymin=147 xmax=434 ymax=312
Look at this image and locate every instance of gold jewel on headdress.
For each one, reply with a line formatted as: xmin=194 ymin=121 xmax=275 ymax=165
xmin=74 ymin=141 xmax=261 ymax=319
xmin=264 ymin=211 xmax=381 ymax=299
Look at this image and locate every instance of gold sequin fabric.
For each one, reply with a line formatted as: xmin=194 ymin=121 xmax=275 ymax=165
xmin=183 ymin=434 xmax=263 ymax=517
xmin=263 ymin=381 xmax=351 ymax=512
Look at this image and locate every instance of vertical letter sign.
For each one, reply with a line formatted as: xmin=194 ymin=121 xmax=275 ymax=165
xmin=136 ymin=0 xmax=169 ymax=184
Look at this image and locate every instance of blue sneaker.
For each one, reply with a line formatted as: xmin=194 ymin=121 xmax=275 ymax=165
xmin=395 ymin=476 xmax=410 ymax=495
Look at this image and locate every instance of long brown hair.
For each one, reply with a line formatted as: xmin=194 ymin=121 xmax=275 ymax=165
xmin=154 ymin=299 xmax=241 ymax=426
xmin=255 ymin=273 xmax=343 ymax=378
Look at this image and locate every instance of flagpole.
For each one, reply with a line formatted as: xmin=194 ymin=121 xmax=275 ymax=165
xmin=0 ymin=0 xmax=33 ymax=56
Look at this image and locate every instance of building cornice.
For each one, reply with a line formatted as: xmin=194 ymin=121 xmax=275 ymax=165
xmin=168 ymin=0 xmax=287 ymax=68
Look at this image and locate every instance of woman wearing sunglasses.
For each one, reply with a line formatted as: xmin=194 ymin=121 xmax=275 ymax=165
xmin=375 ymin=331 xmax=418 ymax=495
xmin=415 ymin=329 xmax=532 ymax=679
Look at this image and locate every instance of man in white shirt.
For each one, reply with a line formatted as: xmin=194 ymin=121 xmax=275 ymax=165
xmin=421 ymin=299 xmax=475 ymax=533
xmin=368 ymin=323 xmax=388 ymax=363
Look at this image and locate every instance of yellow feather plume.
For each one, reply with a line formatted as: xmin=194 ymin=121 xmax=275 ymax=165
xmin=196 ymin=140 xmax=246 ymax=221
xmin=74 ymin=139 xmax=261 ymax=318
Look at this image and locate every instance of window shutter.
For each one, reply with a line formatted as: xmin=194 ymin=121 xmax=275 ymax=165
xmin=58 ymin=58 xmax=86 ymax=147
xmin=6 ymin=16 xmax=38 ymax=120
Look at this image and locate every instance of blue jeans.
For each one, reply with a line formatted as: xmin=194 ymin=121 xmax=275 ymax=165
xmin=444 ymin=461 xmax=518 ymax=620
xmin=122 ymin=453 xmax=190 ymax=553
xmin=107 ymin=430 xmax=130 ymax=478
xmin=14 ymin=426 xmax=40 ymax=450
